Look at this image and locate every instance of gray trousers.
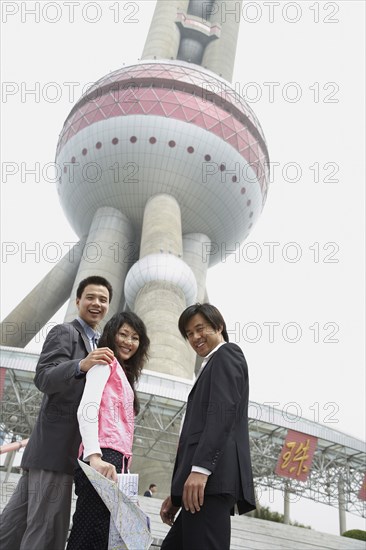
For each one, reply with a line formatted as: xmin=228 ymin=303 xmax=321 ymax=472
xmin=0 ymin=469 xmax=73 ymax=550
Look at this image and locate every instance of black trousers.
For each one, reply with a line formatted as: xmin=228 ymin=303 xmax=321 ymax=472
xmin=66 ymin=449 xmax=126 ymax=550
xmin=161 ymin=494 xmax=236 ymax=550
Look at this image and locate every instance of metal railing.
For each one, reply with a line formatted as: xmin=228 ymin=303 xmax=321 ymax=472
xmin=0 ymin=438 xmax=28 ymax=455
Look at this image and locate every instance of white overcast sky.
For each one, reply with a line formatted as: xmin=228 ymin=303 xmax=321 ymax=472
xmin=1 ymin=0 xmax=365 ymax=535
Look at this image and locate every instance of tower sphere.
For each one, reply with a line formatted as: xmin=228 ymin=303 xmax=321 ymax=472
xmin=56 ymin=60 xmax=269 ymax=266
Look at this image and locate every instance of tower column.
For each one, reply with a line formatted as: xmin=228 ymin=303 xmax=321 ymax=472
xmin=142 ymin=0 xmax=190 ymax=61
xmin=182 ymin=232 xmax=211 ymax=374
xmin=202 ymin=0 xmax=243 ymax=81
xmin=0 ymin=241 xmax=85 ymax=347
xmin=127 ymin=194 xmax=197 ymax=497
xmin=125 ymin=194 xmax=197 ymax=379
xmin=64 ymin=207 xmax=134 ymax=323
xmin=183 ymin=233 xmax=210 ymax=303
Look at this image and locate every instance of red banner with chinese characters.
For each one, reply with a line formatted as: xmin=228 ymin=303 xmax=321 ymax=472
xmin=275 ymin=430 xmax=318 ymax=482
xmin=358 ymin=473 xmax=366 ymax=501
xmin=0 ymin=368 xmax=6 ymax=401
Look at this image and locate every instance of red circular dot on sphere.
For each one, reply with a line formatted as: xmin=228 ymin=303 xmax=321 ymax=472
xmin=232 ymin=176 xmax=237 ymax=182
xmin=241 ymin=188 xmax=246 ymax=194
xmin=220 ymin=164 xmax=225 ymax=171
xmin=205 ymin=154 xmax=211 ymax=161
xmin=96 ymin=142 xmax=102 ymax=149
xmin=82 ymin=148 xmax=87 ymax=156
xmin=112 ymin=138 xmax=119 ymax=145
xmin=130 ymin=136 xmax=137 ymax=143
xmin=187 ymin=146 xmax=194 ymax=153
xmin=169 ymin=140 xmax=176 ymax=148
xmin=149 ymin=137 xmax=157 ymax=144
xmin=71 ymin=157 xmax=76 ymax=163
xmin=247 ymin=199 xmax=251 ymax=206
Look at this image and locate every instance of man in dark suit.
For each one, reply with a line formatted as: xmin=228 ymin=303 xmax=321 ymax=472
xmin=144 ymin=483 xmax=157 ymax=497
xmin=160 ymin=303 xmax=256 ymax=550
xmin=0 ymin=276 xmax=114 ymax=550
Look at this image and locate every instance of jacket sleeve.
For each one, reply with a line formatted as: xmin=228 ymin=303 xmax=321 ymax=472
xmin=34 ymin=323 xmax=86 ymax=395
xmin=191 ymin=344 xmax=248 ymax=473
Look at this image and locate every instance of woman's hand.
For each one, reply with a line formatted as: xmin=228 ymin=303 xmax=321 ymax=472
xmin=89 ymin=454 xmax=118 ymax=482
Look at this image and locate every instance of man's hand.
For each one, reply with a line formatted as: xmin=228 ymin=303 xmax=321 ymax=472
xmin=89 ymin=455 xmax=118 ymax=482
xmin=160 ymin=496 xmax=180 ymax=526
xmin=182 ymin=472 xmax=208 ymax=513
xmin=80 ymin=347 xmax=114 ymax=373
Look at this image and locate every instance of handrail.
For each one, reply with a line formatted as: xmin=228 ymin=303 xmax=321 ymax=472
xmin=0 ymin=439 xmax=29 ymax=455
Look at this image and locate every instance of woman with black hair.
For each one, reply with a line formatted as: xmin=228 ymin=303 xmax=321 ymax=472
xmin=67 ymin=311 xmax=150 ymax=550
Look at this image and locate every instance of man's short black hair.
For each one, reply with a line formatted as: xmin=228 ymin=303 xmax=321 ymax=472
xmin=178 ymin=303 xmax=229 ymax=342
xmin=76 ymin=276 xmax=113 ymax=302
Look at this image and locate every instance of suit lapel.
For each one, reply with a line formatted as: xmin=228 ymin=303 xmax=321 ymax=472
xmin=71 ymin=319 xmax=92 ymax=353
xmin=189 ymin=354 xmax=214 ymax=395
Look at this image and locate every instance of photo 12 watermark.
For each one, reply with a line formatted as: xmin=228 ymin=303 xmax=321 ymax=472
xmin=201 ymin=241 xmax=340 ymax=264
xmin=227 ymin=321 xmax=340 ymax=344
xmin=1 ymin=240 xmax=140 ymax=265
xmin=200 ymin=1 xmax=340 ymax=25
xmin=2 ymin=161 xmax=140 ymax=185
xmin=1 ymin=1 xmax=140 ymax=24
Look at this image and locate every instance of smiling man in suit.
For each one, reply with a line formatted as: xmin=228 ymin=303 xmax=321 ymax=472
xmin=0 ymin=276 xmax=114 ymax=550
xmin=160 ymin=303 xmax=256 ymax=550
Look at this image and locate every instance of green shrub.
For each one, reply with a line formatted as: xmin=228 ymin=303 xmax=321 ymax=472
xmin=341 ymin=529 xmax=366 ymax=541
xmin=252 ymin=506 xmax=311 ymax=529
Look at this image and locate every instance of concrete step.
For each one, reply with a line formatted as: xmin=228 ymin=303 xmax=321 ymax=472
xmin=139 ymin=495 xmax=366 ymax=550
xmin=1 ymin=473 xmax=365 ymax=549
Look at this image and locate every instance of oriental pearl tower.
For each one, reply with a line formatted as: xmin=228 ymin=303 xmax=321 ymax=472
xmin=1 ymin=0 xmax=269 ymax=489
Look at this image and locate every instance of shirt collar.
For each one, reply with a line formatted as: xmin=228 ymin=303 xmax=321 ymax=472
xmin=76 ymin=316 xmax=100 ymax=340
xmin=201 ymin=341 xmax=226 ymax=368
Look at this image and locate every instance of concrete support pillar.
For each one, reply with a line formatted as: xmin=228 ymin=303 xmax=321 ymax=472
xmin=183 ymin=233 xmax=210 ymax=375
xmin=134 ymin=281 xmax=194 ymax=377
xmin=140 ymin=194 xmax=183 ymax=258
xmin=127 ymin=194 xmax=197 ymax=494
xmin=0 ymin=241 xmax=84 ymax=347
xmin=141 ymin=0 xmax=190 ymax=61
xmin=64 ymin=207 xmax=134 ymax=323
xmin=183 ymin=233 xmax=210 ymax=303
xmin=338 ymin=476 xmax=347 ymax=535
xmin=202 ymin=0 xmax=243 ymax=81
xmin=283 ymin=485 xmax=291 ymax=524
xmin=125 ymin=194 xmax=196 ymax=378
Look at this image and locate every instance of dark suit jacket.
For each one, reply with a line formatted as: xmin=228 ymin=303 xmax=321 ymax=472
xmin=171 ymin=343 xmax=256 ymax=514
xmin=21 ymin=319 xmax=91 ymax=475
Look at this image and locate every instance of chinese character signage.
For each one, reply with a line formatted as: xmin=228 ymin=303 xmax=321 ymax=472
xmin=275 ymin=430 xmax=318 ymax=482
